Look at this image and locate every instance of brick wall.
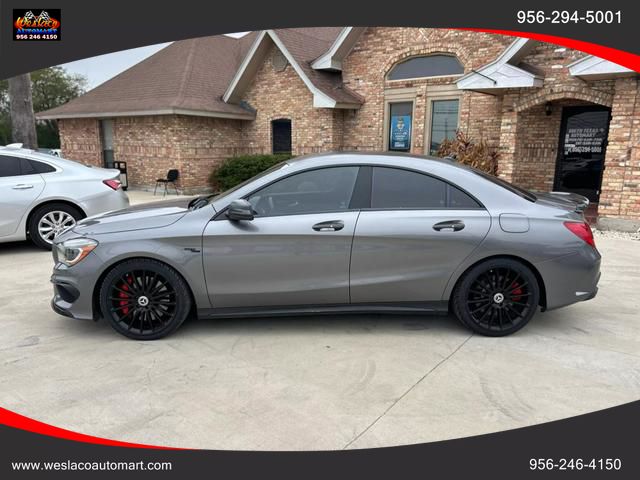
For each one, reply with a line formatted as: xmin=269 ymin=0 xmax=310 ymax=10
xmin=241 ymin=43 xmax=341 ymax=155
xmin=340 ymin=27 xmax=510 ymax=152
xmin=58 ymin=118 xmax=102 ymax=167
xmin=60 ymin=115 xmax=244 ymax=192
xmin=599 ymin=77 xmax=640 ymax=222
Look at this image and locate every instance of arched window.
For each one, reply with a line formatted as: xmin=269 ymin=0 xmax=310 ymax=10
xmin=387 ymin=55 xmax=463 ymax=81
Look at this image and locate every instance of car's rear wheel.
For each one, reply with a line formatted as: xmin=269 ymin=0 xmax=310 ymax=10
xmin=29 ymin=203 xmax=83 ymax=250
xmin=452 ymin=258 xmax=540 ymax=336
xmin=99 ymin=259 xmax=192 ymax=340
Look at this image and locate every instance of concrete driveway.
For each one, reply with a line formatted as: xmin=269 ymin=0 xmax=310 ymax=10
xmin=1 ymin=195 xmax=639 ymax=450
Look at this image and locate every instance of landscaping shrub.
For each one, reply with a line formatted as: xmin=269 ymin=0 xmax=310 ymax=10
xmin=209 ymin=153 xmax=294 ymax=191
xmin=437 ymin=130 xmax=499 ymax=175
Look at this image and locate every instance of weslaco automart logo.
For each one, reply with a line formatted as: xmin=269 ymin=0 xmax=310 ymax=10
xmin=13 ymin=9 xmax=61 ymax=41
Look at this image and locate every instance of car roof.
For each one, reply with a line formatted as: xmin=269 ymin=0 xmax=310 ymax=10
xmin=0 ymin=145 xmax=87 ymax=169
xmin=284 ymin=151 xmax=474 ymax=176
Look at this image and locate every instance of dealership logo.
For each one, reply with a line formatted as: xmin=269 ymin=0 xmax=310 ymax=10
xmin=13 ymin=9 xmax=61 ymax=41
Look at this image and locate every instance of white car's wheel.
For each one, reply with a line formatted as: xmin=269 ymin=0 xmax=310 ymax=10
xmin=29 ymin=203 xmax=83 ymax=250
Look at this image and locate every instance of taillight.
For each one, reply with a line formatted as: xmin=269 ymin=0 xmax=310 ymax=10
xmin=564 ymin=221 xmax=596 ymax=248
xmin=103 ymin=179 xmax=121 ymax=190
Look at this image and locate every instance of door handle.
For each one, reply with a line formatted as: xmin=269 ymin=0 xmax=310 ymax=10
xmin=312 ymin=220 xmax=345 ymax=232
xmin=433 ymin=220 xmax=465 ymax=232
xmin=13 ymin=184 xmax=34 ymax=190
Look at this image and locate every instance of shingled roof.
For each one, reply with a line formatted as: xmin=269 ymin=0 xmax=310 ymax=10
xmin=38 ymin=33 xmax=259 ymax=119
xmin=38 ymin=27 xmax=362 ymax=120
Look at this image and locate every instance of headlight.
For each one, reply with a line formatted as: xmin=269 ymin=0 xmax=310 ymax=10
xmin=54 ymin=238 xmax=98 ymax=266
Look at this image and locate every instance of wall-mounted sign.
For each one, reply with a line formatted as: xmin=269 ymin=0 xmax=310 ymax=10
xmin=390 ymin=114 xmax=411 ymax=151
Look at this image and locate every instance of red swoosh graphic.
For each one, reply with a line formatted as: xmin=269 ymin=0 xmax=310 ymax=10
xmin=0 ymin=407 xmax=180 ymax=449
xmin=460 ymin=28 xmax=640 ymax=72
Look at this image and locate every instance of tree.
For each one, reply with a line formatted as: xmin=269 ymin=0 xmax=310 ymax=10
xmin=7 ymin=73 xmax=38 ymax=149
xmin=0 ymin=66 xmax=87 ymax=148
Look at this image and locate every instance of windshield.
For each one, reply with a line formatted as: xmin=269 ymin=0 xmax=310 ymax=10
xmin=471 ymin=168 xmax=537 ymax=202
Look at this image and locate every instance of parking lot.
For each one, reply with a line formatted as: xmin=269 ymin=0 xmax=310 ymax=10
xmin=1 ymin=192 xmax=639 ymax=450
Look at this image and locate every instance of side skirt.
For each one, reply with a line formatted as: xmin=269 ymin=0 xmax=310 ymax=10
xmin=198 ymin=301 xmax=449 ymax=319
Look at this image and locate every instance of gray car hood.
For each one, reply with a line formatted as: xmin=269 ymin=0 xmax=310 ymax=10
xmin=72 ymin=197 xmax=192 ymax=235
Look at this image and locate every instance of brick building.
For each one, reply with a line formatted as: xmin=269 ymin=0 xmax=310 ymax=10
xmin=38 ymin=27 xmax=640 ymax=230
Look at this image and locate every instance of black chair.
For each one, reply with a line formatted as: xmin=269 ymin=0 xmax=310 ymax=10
xmin=154 ymin=169 xmax=180 ymax=196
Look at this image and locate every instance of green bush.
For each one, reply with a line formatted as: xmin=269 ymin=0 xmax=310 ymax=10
xmin=209 ymin=153 xmax=293 ymax=191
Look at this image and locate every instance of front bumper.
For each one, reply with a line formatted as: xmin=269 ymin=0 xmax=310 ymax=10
xmin=50 ymin=252 xmax=105 ymax=321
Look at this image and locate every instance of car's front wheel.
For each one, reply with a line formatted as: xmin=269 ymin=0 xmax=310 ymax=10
xmin=452 ymin=258 xmax=540 ymax=336
xmin=99 ymin=258 xmax=192 ymax=340
xmin=29 ymin=203 xmax=83 ymax=250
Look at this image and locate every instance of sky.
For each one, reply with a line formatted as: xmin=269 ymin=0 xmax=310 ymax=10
xmin=61 ymin=32 xmax=250 ymax=90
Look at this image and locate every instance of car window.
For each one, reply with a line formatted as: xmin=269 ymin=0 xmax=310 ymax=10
xmin=372 ymin=167 xmax=447 ymax=209
xmin=448 ymin=184 xmax=481 ymax=208
xmin=248 ymin=167 xmax=359 ymax=217
xmin=0 ymin=155 xmax=22 ymax=177
xmin=28 ymin=159 xmax=56 ymax=174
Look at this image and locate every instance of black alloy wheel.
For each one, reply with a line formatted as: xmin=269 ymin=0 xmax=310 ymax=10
xmin=100 ymin=259 xmax=192 ymax=340
xmin=453 ymin=258 xmax=540 ymax=336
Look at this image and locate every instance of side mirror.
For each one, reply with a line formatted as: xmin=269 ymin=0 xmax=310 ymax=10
xmin=226 ymin=199 xmax=254 ymax=221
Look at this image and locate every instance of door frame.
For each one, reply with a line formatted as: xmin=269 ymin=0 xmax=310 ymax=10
xmin=553 ymin=105 xmax=611 ymax=202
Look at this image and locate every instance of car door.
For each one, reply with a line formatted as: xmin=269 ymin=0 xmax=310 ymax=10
xmin=350 ymin=166 xmax=491 ymax=304
xmin=203 ymin=166 xmax=362 ymax=309
xmin=0 ymin=155 xmax=46 ymax=238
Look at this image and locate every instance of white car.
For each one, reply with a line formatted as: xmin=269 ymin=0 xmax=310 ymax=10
xmin=0 ymin=144 xmax=129 ymax=249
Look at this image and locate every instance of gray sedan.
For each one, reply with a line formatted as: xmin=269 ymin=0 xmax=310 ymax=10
xmin=50 ymin=153 xmax=600 ymax=339
xmin=0 ymin=144 xmax=129 ymax=249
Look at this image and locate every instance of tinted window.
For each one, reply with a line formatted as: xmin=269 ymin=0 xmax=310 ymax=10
xmin=429 ymin=99 xmax=459 ymax=154
xmin=472 ymin=168 xmax=537 ymax=202
xmin=388 ymin=55 xmax=464 ymax=80
xmin=372 ymin=167 xmax=447 ymax=209
xmin=29 ymin=159 xmax=56 ymax=174
xmin=0 ymin=155 xmax=22 ymax=177
xmin=248 ymin=167 xmax=359 ymax=217
xmin=20 ymin=158 xmax=37 ymax=175
xmin=448 ymin=184 xmax=481 ymax=208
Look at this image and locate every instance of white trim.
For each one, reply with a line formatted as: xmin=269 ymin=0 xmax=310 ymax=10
xmin=568 ymin=55 xmax=635 ymax=79
xmin=222 ymin=30 xmax=267 ymax=103
xmin=456 ymin=38 xmax=543 ymax=94
xmin=311 ymin=27 xmax=366 ymax=71
xmin=36 ymin=107 xmax=256 ymax=121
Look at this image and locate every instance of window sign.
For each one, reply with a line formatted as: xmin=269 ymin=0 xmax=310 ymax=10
xmin=563 ymin=126 xmax=606 ymax=154
xmin=389 ymin=102 xmax=412 ymax=151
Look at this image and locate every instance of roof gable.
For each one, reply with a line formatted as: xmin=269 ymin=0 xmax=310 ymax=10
xmin=456 ymin=38 xmax=544 ymax=94
xmin=223 ymin=29 xmax=363 ymax=109
xmin=311 ymin=27 xmax=367 ymax=71
xmin=568 ymin=55 xmax=636 ymax=80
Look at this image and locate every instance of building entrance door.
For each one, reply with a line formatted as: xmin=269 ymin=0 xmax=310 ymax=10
xmin=554 ymin=106 xmax=611 ymax=202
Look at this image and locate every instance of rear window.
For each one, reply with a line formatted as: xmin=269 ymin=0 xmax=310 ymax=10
xmin=28 ymin=159 xmax=56 ymax=174
xmin=472 ymin=168 xmax=537 ymax=202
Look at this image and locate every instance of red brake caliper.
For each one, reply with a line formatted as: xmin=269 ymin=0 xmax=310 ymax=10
xmin=118 ymin=276 xmax=132 ymax=315
xmin=510 ymin=282 xmax=522 ymax=302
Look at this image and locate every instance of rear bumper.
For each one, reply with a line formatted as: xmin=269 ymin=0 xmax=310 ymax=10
xmin=535 ymin=247 xmax=601 ymax=311
xmin=80 ymin=189 xmax=129 ymax=217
